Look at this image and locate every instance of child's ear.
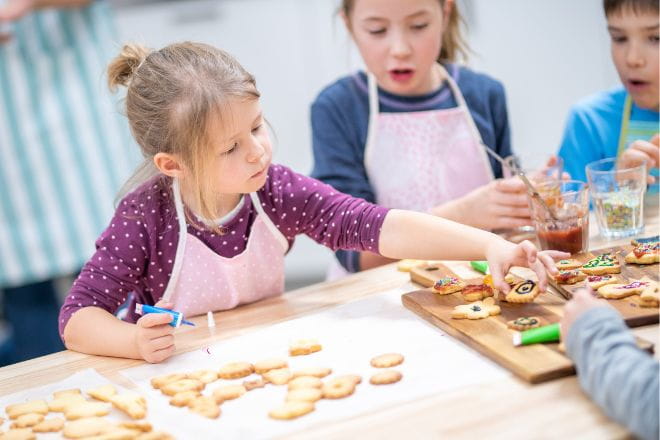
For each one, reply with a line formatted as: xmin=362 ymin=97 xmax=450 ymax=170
xmin=153 ymin=152 xmax=184 ymax=179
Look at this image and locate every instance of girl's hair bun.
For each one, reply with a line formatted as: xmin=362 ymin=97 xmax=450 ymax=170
xmin=107 ymin=43 xmax=151 ymax=91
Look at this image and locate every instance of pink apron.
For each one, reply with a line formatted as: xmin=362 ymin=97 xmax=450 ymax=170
xmin=327 ymin=64 xmax=493 ymax=279
xmin=161 ymin=179 xmax=289 ymax=317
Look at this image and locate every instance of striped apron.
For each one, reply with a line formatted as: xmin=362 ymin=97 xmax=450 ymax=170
xmin=0 ymin=1 xmax=138 ymax=287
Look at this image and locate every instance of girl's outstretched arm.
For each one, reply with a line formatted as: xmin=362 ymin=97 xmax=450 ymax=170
xmin=378 ymin=209 xmax=568 ymax=292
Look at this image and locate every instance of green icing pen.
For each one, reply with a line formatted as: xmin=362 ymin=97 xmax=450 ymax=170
xmin=513 ymin=323 xmax=560 ymax=346
xmin=470 ymin=261 xmax=489 ymax=274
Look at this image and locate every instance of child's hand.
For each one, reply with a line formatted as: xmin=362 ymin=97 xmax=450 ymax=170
xmin=486 ymin=239 xmax=569 ymax=293
xmin=560 ymin=288 xmax=611 ymax=340
xmin=134 ymin=300 xmax=176 ymax=363
xmin=618 ymin=134 xmax=659 ymax=184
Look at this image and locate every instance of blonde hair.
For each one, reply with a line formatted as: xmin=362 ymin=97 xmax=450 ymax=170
xmin=341 ymin=0 xmax=470 ymax=63
xmin=108 ymin=42 xmax=259 ymax=231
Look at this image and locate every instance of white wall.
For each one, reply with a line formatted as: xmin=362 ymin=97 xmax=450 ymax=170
xmin=112 ymin=0 xmax=619 ymax=288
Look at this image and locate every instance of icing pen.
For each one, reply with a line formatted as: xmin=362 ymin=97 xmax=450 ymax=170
xmin=134 ymin=304 xmax=195 ymax=327
xmin=513 ymin=323 xmax=560 ymax=346
xmin=470 ymin=261 xmax=489 ymax=274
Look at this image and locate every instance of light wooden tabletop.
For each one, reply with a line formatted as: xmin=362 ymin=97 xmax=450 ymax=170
xmin=0 ymin=200 xmax=657 ymax=439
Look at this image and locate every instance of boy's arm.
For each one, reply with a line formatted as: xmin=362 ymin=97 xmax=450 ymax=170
xmin=566 ymin=306 xmax=659 ymax=440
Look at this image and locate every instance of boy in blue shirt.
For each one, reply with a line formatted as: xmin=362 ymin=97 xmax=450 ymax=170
xmin=558 ymin=0 xmax=659 ymax=184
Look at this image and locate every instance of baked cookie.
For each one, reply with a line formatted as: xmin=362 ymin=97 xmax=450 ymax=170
xmin=86 ymin=384 xmax=117 ymax=403
xmin=451 ymin=297 xmax=500 ymax=320
xmin=291 ymin=367 xmax=332 ymax=379
xmin=64 ymin=401 xmax=111 ymax=420
xmin=639 ymin=277 xmax=659 ymax=308
xmin=262 ymin=368 xmax=293 ymax=385
xmin=287 ymin=376 xmax=322 ymax=390
xmin=212 ymin=384 xmax=246 ymax=403
xmin=580 ymin=253 xmax=621 ymax=275
xmin=554 ymin=269 xmax=587 ymax=285
xmin=62 ymin=417 xmax=113 ymax=438
xmin=110 ymin=393 xmax=147 ymax=419
xmin=586 ymin=274 xmax=619 ymax=289
xmin=505 ymin=280 xmax=540 ymax=303
xmin=289 ymin=339 xmax=322 ymax=356
xmin=268 ymin=401 xmax=314 ymax=420
xmin=10 ymin=413 xmax=44 ymax=429
xmin=556 ymin=259 xmax=582 ymax=270
xmin=397 ymin=259 xmax=425 ymax=272
xmin=169 ymin=391 xmax=200 ymax=407
xmin=218 ymin=362 xmax=254 ymax=379
xmin=370 ymin=370 xmax=403 ymax=385
xmin=160 ymin=378 xmax=204 ymax=396
xmin=432 ymin=277 xmax=466 ymax=295
xmin=187 ymin=369 xmax=218 ymax=384
xmin=6 ymin=400 xmax=48 ymax=419
xmin=2 ymin=428 xmax=36 ymax=440
xmin=48 ymin=393 xmax=87 ymax=413
xmin=188 ymin=396 xmax=220 ymax=419
xmin=243 ymin=378 xmax=266 ymax=391
xmin=322 ymin=378 xmax=356 ymax=399
xmin=285 ymin=388 xmax=323 ymax=403
xmin=253 ymin=358 xmax=288 ymax=374
xmin=370 ymin=353 xmax=404 ymax=368
xmin=625 ymin=242 xmax=660 ymax=265
xmin=507 ymin=317 xmax=541 ymax=331
xmin=150 ymin=373 xmax=187 ymax=390
xmin=32 ymin=417 xmax=64 ymax=433
xmin=461 ymin=284 xmax=494 ymax=302
xmin=598 ymin=280 xmax=649 ymax=299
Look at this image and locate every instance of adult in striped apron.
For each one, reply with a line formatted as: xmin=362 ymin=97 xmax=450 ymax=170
xmin=0 ymin=0 xmax=137 ymax=364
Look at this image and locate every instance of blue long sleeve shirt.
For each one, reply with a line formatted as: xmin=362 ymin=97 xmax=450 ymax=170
xmin=311 ymin=64 xmax=512 ymax=272
xmin=566 ymin=306 xmax=659 ymax=440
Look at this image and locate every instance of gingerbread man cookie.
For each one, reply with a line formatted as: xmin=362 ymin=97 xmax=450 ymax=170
xmin=598 ymin=280 xmax=648 ymax=299
xmin=461 ymin=284 xmax=494 ymax=302
xmin=505 ymin=280 xmax=540 ymax=303
xmin=580 ymin=253 xmax=621 ymax=275
xmin=432 ymin=277 xmax=466 ymax=295
xmin=625 ymin=242 xmax=659 ymax=265
xmin=451 ymin=297 xmax=500 ymax=320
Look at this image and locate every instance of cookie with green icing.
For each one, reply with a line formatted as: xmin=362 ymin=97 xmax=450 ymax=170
xmin=581 ymin=253 xmax=621 ymax=275
xmin=432 ymin=276 xmax=466 ymax=295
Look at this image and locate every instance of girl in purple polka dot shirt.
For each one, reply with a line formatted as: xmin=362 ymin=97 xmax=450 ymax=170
xmin=60 ymin=42 xmax=567 ymax=363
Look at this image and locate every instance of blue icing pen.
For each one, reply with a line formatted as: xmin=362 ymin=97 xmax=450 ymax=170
xmin=135 ymin=304 xmax=195 ymax=327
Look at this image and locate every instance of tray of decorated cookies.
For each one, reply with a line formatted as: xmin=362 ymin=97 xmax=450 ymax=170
xmin=549 ymin=237 xmax=659 ymax=327
xmin=400 ymin=240 xmax=657 ymax=384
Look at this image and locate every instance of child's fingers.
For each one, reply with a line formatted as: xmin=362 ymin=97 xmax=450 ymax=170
xmin=154 ymin=299 xmax=173 ymax=309
xmin=144 ymin=345 xmax=175 ymax=364
xmin=137 ymin=312 xmax=173 ymax=328
xmin=148 ymin=334 xmax=175 ymax=352
xmin=518 ymin=240 xmax=537 ymax=264
xmin=488 ymin=261 xmax=510 ymax=294
xmin=531 ymin=260 xmax=549 ymax=291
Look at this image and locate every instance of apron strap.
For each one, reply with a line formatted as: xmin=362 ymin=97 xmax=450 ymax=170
xmin=161 ymin=178 xmax=189 ymax=302
xmin=249 ymin=192 xmax=289 ymax=252
xmin=364 ymin=72 xmax=380 ymax=168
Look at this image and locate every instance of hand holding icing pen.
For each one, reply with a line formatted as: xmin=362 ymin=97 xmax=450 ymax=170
xmin=135 ymin=304 xmax=196 ymax=328
xmin=513 ymin=323 xmax=561 ymax=347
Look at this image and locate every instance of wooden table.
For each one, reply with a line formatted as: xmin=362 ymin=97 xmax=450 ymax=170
xmin=0 ymin=200 xmax=657 ymax=439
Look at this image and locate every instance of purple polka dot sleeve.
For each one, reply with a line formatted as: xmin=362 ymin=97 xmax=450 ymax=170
xmin=259 ymin=165 xmax=390 ymax=253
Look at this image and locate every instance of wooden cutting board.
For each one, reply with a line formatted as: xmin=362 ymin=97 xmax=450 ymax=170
xmin=548 ymin=244 xmax=659 ymax=326
xmin=402 ymin=261 xmax=655 ymax=383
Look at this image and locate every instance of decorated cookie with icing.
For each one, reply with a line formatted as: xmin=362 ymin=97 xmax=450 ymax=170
xmin=507 ymin=316 xmax=541 ymax=331
xmin=581 ymin=253 xmax=621 ymax=275
xmin=461 ymin=283 xmax=494 ymax=302
xmin=554 ymin=269 xmax=587 ymax=285
xmin=556 ymin=259 xmax=582 ymax=270
xmin=432 ymin=276 xmax=466 ymax=295
xmin=639 ymin=277 xmax=659 ymax=308
xmin=625 ymin=242 xmax=659 ymax=265
xmin=598 ymin=280 xmax=649 ymax=299
xmin=451 ymin=297 xmax=500 ymax=320
xmin=505 ymin=280 xmax=540 ymax=303
xmin=586 ymin=274 xmax=620 ymax=289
